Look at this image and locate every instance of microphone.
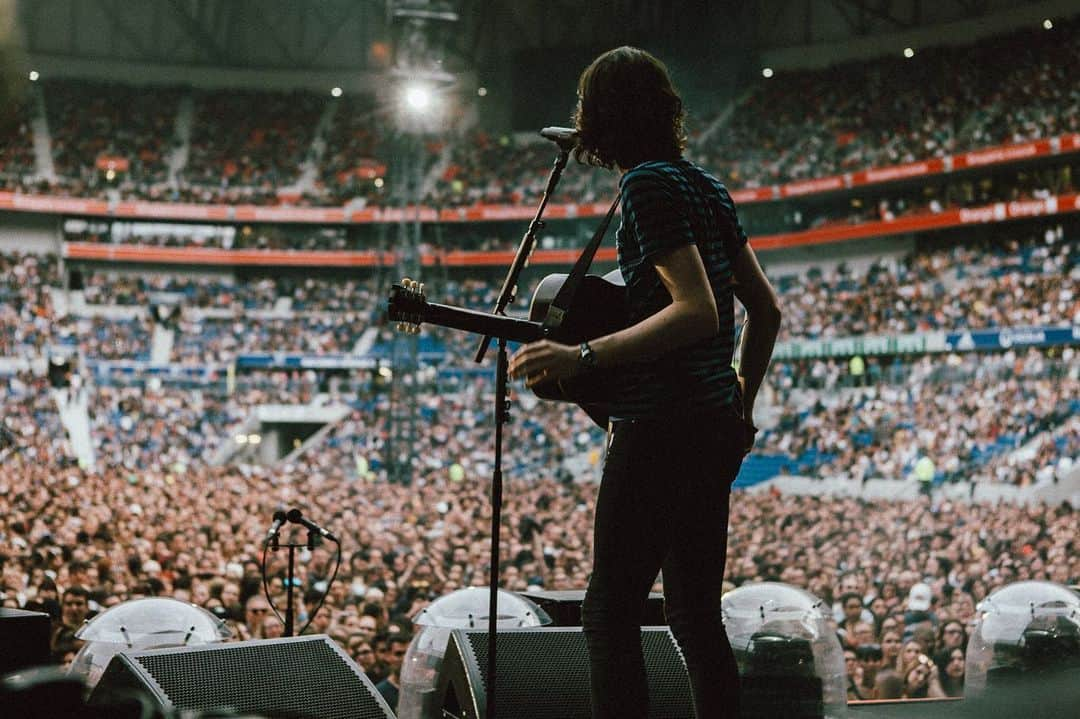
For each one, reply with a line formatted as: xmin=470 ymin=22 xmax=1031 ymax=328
xmin=266 ymin=509 xmax=287 ymax=541
xmin=539 ymin=126 xmax=579 ymax=152
xmin=286 ymin=509 xmax=339 ymax=543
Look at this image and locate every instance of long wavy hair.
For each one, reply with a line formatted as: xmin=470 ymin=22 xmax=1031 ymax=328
xmin=572 ymin=46 xmax=687 ymax=170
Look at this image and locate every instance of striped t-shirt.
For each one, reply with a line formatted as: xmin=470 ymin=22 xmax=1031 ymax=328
xmin=609 ymin=159 xmax=747 ymax=419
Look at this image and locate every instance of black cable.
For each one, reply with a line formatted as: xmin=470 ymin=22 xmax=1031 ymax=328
xmin=295 ymin=535 xmax=342 ymax=637
xmin=260 ymin=536 xmax=286 ymax=628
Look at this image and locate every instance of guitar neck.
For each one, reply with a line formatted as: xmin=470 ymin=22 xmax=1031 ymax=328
xmin=422 ymin=301 xmax=545 ymax=344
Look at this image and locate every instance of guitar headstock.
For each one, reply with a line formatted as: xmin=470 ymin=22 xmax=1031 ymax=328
xmin=388 ymin=277 xmax=426 ymax=334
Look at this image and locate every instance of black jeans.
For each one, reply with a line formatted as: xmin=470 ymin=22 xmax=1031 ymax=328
xmin=582 ymin=409 xmax=745 ymax=719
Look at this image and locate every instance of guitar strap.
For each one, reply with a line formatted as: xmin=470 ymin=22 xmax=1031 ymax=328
xmin=540 ymin=195 xmax=621 ymax=333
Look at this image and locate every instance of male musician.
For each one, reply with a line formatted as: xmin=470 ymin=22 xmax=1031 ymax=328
xmin=508 ymin=47 xmax=781 ymax=718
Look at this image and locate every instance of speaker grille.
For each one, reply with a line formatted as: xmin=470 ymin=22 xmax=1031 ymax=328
xmin=465 ymin=628 xmax=693 ymax=719
xmin=131 ymin=638 xmax=389 ymax=719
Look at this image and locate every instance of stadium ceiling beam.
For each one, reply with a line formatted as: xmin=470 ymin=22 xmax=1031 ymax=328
xmin=164 ymin=0 xmax=230 ymax=65
xmin=304 ymin=2 xmax=360 ymax=67
xmin=245 ymin=5 xmax=301 ymax=67
xmin=93 ymin=0 xmax=159 ymax=62
xmin=952 ymin=0 xmax=990 ymax=16
xmin=832 ymin=0 xmax=914 ymax=34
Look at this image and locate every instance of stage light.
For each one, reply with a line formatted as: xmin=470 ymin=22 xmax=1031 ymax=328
xmin=331 ymin=86 xmax=343 ymax=97
xmin=28 ymin=70 xmax=39 ymax=82
xmin=903 ymin=47 xmax=915 ymax=58
xmin=762 ymin=67 xmax=774 ymax=78
xmin=403 ymin=82 xmax=433 ymax=113
xmin=477 ymin=86 xmax=487 ymax=97
xmin=1043 ymin=19 xmax=1053 ymax=30
xmin=374 ymin=177 xmax=385 ymax=188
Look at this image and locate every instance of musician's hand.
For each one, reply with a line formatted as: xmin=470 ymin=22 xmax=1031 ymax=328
xmin=508 ymin=340 xmax=581 ymax=388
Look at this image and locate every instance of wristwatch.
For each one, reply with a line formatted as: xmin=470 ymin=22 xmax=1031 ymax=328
xmin=579 ymin=341 xmax=598 ymax=369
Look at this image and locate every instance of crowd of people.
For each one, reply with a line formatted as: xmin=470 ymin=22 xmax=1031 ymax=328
xmin=762 ymin=348 xmax=1078 ymax=485
xmin=45 ymin=80 xmax=181 ymax=189
xmin=0 ymin=98 xmax=36 ymax=186
xmin=763 ymin=223 xmax=1076 ymax=341
xmin=1 ymin=16 xmax=1077 ymax=209
xmin=1 ymin=257 xmax=1077 ymax=713
xmin=0 ymin=251 xmax=59 ymax=358
xmin=181 ymin=89 xmax=325 ymax=199
xmin=48 ymin=216 xmax=1076 ymax=365
xmin=696 ymin=17 xmax=1080 ymax=189
xmin=1 ymin=408 xmax=1076 ymax=705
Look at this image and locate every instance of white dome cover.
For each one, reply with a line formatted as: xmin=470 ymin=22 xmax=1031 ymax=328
xmin=722 ymin=582 xmax=846 ymax=717
xmin=71 ymin=597 xmax=232 ymax=687
xmin=965 ymin=580 xmax=1080 ymax=696
xmin=398 ymin=588 xmax=551 ymax=719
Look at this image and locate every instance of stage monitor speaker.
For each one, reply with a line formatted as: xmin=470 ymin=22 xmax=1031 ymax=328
xmin=437 ymin=626 xmax=693 ymax=719
xmin=0 ymin=608 xmax=52 ymax=676
xmin=88 ymin=635 xmax=394 ymax=719
xmin=516 ymin=589 xmax=666 ymax=627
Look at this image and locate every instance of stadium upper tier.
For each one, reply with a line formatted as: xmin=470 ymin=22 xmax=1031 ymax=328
xmin=0 ymin=16 xmax=1077 ymax=215
xmin=4 ymin=217 xmax=1075 ymax=362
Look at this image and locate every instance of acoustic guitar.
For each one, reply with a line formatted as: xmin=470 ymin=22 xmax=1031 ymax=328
xmin=387 ymin=269 xmax=628 ymax=426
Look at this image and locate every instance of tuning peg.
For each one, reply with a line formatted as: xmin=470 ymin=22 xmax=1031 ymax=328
xmin=402 ymin=276 xmax=413 ymax=286
xmin=418 ymin=282 xmax=425 ymax=296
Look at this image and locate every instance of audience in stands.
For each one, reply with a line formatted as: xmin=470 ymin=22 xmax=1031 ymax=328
xmin=762 ymin=349 xmax=1079 ymax=485
xmin=3 ymin=16 xmax=1076 ymax=207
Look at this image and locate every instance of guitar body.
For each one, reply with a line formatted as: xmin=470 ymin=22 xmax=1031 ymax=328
xmin=387 ymin=268 xmax=629 ymax=427
xmin=528 ymin=269 xmax=629 ymax=426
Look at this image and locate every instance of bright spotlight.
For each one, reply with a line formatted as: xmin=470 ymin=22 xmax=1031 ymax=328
xmin=28 ymin=70 xmax=39 ymax=82
xmin=762 ymin=67 xmax=774 ymax=78
xmin=903 ymin=47 xmax=915 ymax=58
xmin=403 ymin=83 xmax=433 ymax=113
xmin=331 ymin=86 xmax=343 ymax=97
xmin=477 ymin=86 xmax=488 ymax=97
xmin=1042 ymin=19 xmax=1053 ymax=30
xmin=374 ymin=177 xmax=385 ymax=188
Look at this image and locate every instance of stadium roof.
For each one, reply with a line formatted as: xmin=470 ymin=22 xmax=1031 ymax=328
xmin=15 ymin=0 xmax=1076 ymax=73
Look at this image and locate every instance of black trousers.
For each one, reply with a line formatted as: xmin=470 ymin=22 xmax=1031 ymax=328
xmin=582 ymin=409 xmax=745 ymax=719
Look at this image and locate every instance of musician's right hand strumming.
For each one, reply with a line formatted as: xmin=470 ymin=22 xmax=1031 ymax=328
xmin=508 ymin=339 xmax=582 ymax=389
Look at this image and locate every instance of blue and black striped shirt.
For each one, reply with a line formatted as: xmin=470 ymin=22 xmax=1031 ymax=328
xmin=610 ymin=159 xmax=747 ymax=419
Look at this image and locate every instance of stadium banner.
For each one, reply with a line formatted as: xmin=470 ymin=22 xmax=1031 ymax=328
xmin=5 ymin=135 xmax=1080 ymax=226
xmin=944 ymin=326 xmax=1080 ymax=352
xmin=64 ymin=243 xmax=393 ymax=267
xmin=774 ymin=325 xmax=1079 ymax=359
xmin=234 ymin=206 xmax=348 ymax=223
xmin=772 ymin=331 xmax=948 ymax=359
xmin=114 ymin=201 xmax=232 ymax=220
xmin=0 ymin=192 xmax=109 ymax=215
xmin=88 ymin=361 xmax=226 ymax=379
xmin=753 ymin=192 xmax=1080 ymax=251
xmin=64 ymin=191 xmax=1080 ymax=264
xmin=235 ymin=354 xmax=378 ymax=370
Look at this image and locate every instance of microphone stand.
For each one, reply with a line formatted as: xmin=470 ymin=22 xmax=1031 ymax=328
xmin=276 ymin=531 xmax=314 ymax=637
xmin=473 ymin=146 xmax=571 ymax=719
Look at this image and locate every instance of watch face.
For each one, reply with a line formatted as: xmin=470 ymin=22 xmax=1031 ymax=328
xmin=580 ymin=342 xmax=596 ymax=368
